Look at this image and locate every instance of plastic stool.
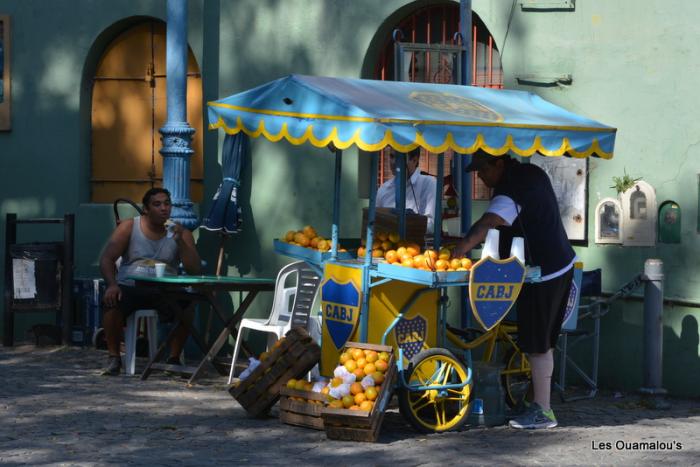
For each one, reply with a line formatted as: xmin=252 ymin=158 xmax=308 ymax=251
xmin=123 ymin=309 xmax=158 ymax=376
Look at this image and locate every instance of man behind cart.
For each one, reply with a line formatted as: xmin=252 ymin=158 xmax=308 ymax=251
xmin=452 ymin=150 xmax=575 ymax=430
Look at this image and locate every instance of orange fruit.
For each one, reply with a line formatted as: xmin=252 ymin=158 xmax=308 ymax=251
xmin=349 ymin=405 xmax=362 ymax=410
xmin=317 ymin=239 xmax=329 ymax=251
xmin=294 ymin=380 xmax=307 ymax=391
xmin=310 ymin=236 xmax=321 ymax=248
xmin=401 ymin=258 xmax=414 ymax=268
xmin=406 ymin=244 xmax=420 ymax=257
xmin=351 ymin=348 xmax=364 ymax=360
xmin=286 ymin=378 xmax=297 ymax=389
xmin=330 ymin=377 xmax=343 ymax=387
xmin=328 ymin=400 xmax=344 ymax=409
xmin=364 ymin=386 xmax=378 ymax=401
xmin=396 ymin=246 xmax=407 ymax=257
xmin=388 ymin=232 xmax=400 ymax=243
xmin=350 ymin=382 xmax=363 ymax=395
xmin=372 ymin=249 xmax=384 ymax=258
xmin=424 ymin=249 xmax=438 ymax=261
xmin=321 ymin=386 xmax=330 ymax=395
xmin=357 ymin=246 xmax=366 ymax=258
xmin=341 ymin=395 xmax=354 ymax=408
xmin=461 ymin=258 xmax=473 ymax=270
xmin=363 ymin=363 xmax=376 ymax=376
xmin=284 ymin=230 xmax=296 ymax=242
xmin=378 ymin=352 xmax=390 ymax=362
xmin=412 ymin=254 xmax=424 ymax=268
xmin=339 ymin=352 xmax=351 ymax=364
xmin=344 ymin=359 xmax=357 ymax=372
xmin=381 ymin=240 xmax=393 ymax=251
xmin=384 ymin=250 xmax=398 ymax=264
xmin=400 ymin=253 xmax=414 ymax=264
xmin=353 ymin=368 xmax=365 ymax=380
xmin=375 ymin=359 xmax=389 ymax=372
xmin=354 ymin=392 xmax=367 ymax=405
xmin=435 ymin=259 xmax=449 ymax=271
xmin=450 ymin=258 xmax=462 ymax=270
xmin=360 ymin=400 xmax=374 ymax=411
xmin=438 ymin=247 xmax=451 ymax=260
xmin=356 ymin=357 xmax=367 ymax=369
xmin=294 ymin=232 xmax=310 ymax=247
xmin=364 ymin=350 xmax=378 ymax=363
xmin=371 ymin=371 xmax=385 ymax=385
xmin=376 ymin=231 xmax=389 ymax=242
xmin=302 ymin=225 xmax=317 ymax=239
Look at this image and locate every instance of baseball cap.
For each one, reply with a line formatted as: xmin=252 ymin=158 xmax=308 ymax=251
xmin=464 ymin=150 xmax=498 ymax=172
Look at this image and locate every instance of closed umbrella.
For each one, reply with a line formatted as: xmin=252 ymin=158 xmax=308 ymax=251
xmin=202 ymin=132 xmax=249 ymax=275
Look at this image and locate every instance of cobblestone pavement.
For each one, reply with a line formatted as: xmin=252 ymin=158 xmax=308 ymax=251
xmin=1 ymin=345 xmax=698 ymax=466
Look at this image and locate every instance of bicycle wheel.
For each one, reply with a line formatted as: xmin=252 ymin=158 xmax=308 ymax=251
xmin=501 ymin=348 xmax=531 ymax=408
xmin=398 ymin=348 xmax=471 ymax=433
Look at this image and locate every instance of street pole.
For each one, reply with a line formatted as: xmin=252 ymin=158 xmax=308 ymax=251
xmin=160 ymin=0 xmax=198 ymax=229
xmin=639 ymin=258 xmax=669 ymax=409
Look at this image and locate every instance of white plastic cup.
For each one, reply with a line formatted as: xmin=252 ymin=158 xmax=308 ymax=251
xmin=154 ymin=263 xmax=166 ymax=278
xmin=510 ymin=237 xmax=525 ymax=263
xmin=481 ymin=229 xmax=500 ymax=260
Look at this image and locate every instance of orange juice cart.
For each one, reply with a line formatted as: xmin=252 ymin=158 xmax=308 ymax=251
xmin=207 ymin=75 xmax=616 ymax=432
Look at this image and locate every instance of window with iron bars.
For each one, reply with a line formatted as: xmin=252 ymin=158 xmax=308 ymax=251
xmin=374 ymin=4 xmax=503 ymax=201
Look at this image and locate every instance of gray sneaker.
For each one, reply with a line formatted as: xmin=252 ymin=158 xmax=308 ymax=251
xmin=101 ymin=355 xmax=122 ymax=376
xmin=508 ymin=402 xmax=557 ymax=429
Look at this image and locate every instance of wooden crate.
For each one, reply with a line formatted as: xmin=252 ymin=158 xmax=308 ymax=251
xmin=229 ymin=327 xmax=321 ymax=417
xmin=321 ymin=342 xmax=396 ymax=443
xmin=361 ymin=207 xmax=427 ymax=246
xmin=279 ymin=387 xmax=327 ymax=430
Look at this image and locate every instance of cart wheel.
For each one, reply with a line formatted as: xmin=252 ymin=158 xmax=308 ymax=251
xmin=398 ymin=348 xmax=471 ymax=433
xmin=501 ymin=349 xmax=531 ymax=408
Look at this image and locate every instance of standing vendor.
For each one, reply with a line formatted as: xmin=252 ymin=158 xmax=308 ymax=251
xmin=376 ymin=148 xmax=437 ymax=232
xmin=452 ymin=150 xmax=575 ymax=430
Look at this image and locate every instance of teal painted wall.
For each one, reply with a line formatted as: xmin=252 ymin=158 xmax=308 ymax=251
xmin=1 ymin=0 xmax=698 ymax=395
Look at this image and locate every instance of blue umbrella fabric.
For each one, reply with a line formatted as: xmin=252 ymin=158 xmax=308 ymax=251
xmin=202 ymin=133 xmax=249 ymax=234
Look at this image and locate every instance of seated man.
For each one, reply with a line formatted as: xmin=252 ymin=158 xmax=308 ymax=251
xmin=376 ymin=148 xmax=437 ymax=232
xmin=100 ymin=188 xmax=201 ymax=376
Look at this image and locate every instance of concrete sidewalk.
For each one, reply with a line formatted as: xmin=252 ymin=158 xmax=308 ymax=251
xmin=0 ymin=345 xmax=698 ymax=466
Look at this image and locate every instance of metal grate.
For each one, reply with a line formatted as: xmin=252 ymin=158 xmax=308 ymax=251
xmin=374 ymin=3 xmax=501 ymax=200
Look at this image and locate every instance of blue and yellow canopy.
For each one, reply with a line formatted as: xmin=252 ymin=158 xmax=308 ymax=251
xmin=208 ymin=74 xmax=616 ymax=158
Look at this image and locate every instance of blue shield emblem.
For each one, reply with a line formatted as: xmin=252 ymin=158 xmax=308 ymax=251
xmin=394 ymin=315 xmax=427 ymax=360
xmin=469 ymin=257 xmax=525 ymax=331
xmin=321 ymin=279 xmax=361 ymax=350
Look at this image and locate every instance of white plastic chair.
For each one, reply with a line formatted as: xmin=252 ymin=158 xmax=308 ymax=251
xmin=123 ymin=309 xmax=158 ymax=376
xmin=228 ymin=261 xmax=321 ymax=384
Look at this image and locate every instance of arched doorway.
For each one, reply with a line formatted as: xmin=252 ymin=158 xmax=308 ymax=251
xmin=373 ymin=3 xmax=502 ymax=201
xmin=90 ymin=20 xmax=203 ymax=203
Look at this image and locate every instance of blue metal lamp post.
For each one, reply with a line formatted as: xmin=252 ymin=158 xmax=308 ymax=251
xmin=160 ymin=0 xmax=198 ymax=229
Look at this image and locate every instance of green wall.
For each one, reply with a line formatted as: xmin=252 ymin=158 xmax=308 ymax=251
xmin=1 ymin=0 xmax=698 ymax=395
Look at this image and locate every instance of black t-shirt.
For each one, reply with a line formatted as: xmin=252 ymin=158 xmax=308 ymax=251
xmin=493 ymin=160 xmax=575 ymax=276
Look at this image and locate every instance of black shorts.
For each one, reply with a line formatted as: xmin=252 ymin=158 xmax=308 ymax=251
xmin=116 ymin=285 xmax=189 ymax=323
xmin=516 ymin=267 xmax=574 ymax=354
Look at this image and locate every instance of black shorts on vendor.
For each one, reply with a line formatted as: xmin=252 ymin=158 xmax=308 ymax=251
xmin=516 ymin=267 xmax=574 ymax=354
xmin=115 ymin=285 xmax=191 ymax=323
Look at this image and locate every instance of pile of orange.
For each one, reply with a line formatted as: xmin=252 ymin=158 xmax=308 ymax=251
xmin=325 ymin=347 xmax=391 ymax=412
xmin=356 ymin=230 xmax=405 ymax=259
xmin=387 ymin=246 xmax=473 ymax=271
xmin=282 ymin=225 xmax=346 ymax=253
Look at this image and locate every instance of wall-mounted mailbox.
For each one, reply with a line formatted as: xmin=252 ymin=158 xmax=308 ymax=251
xmin=658 ymin=201 xmax=681 ymax=244
xmin=595 ymin=198 xmax=622 ymax=244
xmin=621 ymin=180 xmax=656 ymax=246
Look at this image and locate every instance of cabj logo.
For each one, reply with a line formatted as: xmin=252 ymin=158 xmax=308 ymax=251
xmin=321 ymin=278 xmax=361 ymax=350
xmin=395 ymin=315 xmax=427 ymax=360
xmin=409 ymin=91 xmax=504 ymax=122
xmin=469 ymin=257 xmax=525 ymax=331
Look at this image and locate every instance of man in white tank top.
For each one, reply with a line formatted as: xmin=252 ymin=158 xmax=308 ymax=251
xmin=99 ymin=188 xmax=201 ymax=376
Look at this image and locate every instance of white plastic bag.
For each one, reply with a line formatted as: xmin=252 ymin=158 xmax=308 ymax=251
xmin=238 ymin=357 xmax=260 ymax=381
